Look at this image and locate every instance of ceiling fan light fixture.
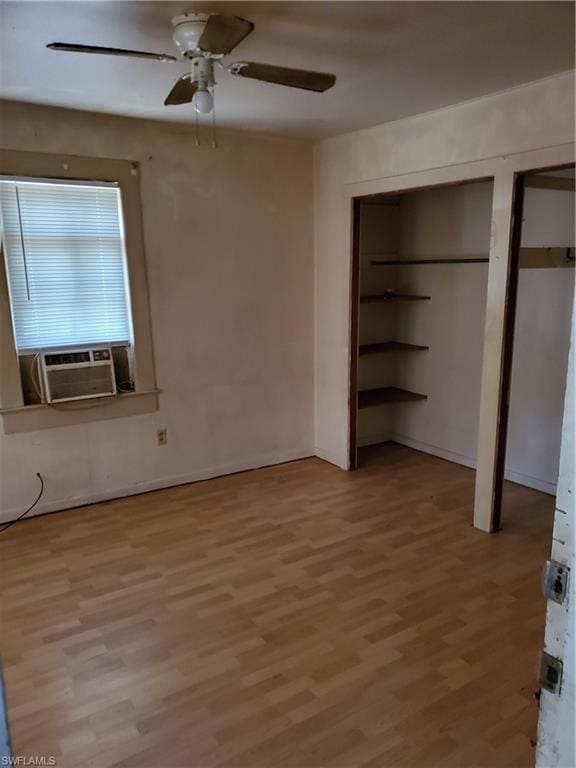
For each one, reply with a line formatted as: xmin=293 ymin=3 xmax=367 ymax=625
xmin=46 ymin=11 xmax=336 ymax=119
xmin=194 ymin=87 xmax=214 ymax=114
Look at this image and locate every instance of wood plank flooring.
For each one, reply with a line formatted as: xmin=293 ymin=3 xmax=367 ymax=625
xmin=0 ymin=444 xmax=554 ymax=768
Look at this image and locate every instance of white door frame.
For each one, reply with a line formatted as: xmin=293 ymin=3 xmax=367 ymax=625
xmin=345 ymin=142 xmax=574 ymax=532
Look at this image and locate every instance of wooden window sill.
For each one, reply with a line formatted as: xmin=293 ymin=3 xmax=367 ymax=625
xmin=1 ymin=390 xmax=159 ymax=434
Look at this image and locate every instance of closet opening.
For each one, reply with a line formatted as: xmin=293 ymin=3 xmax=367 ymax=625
xmin=349 ymin=178 xmax=494 ymax=474
xmin=493 ymin=164 xmax=575 ymax=530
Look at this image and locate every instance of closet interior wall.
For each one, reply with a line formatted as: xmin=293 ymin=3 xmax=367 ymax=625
xmin=357 ymin=180 xmax=492 ymax=464
xmin=356 ymin=176 xmax=574 ymax=495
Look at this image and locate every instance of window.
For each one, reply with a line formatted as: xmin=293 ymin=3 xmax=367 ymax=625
xmin=0 ymin=177 xmax=133 ymax=352
xmin=0 ymin=150 xmax=157 ymax=432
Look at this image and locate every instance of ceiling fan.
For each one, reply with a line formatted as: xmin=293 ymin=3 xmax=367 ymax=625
xmin=47 ymin=11 xmax=336 ymax=115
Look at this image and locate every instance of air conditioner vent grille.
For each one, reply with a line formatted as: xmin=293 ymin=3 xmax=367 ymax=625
xmin=47 ymin=367 xmax=115 ymax=401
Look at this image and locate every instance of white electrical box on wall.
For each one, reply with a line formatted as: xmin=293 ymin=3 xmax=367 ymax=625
xmin=40 ymin=348 xmax=117 ymax=403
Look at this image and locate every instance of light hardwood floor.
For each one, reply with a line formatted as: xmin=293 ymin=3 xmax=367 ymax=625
xmin=0 ymin=444 xmax=554 ymax=768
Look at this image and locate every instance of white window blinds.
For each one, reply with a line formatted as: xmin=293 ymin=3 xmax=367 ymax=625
xmin=0 ymin=178 xmax=133 ymax=352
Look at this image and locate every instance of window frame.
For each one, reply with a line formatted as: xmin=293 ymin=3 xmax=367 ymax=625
xmin=0 ymin=149 xmax=158 ymax=433
xmin=1 ymin=176 xmax=135 ymax=354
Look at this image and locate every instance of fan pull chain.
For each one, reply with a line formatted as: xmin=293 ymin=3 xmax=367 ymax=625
xmin=194 ymin=104 xmax=200 ymax=147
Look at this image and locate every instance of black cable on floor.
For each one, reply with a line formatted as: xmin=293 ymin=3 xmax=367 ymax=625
xmin=0 ymin=473 xmax=44 ymax=535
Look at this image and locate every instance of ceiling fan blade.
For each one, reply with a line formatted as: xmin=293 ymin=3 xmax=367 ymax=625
xmin=164 ymin=76 xmax=198 ymax=106
xmin=47 ymin=42 xmax=177 ymax=62
xmin=229 ymin=62 xmax=335 ymax=92
xmin=197 ymin=15 xmax=254 ymax=55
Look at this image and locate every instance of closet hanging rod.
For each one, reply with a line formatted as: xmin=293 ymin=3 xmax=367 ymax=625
xmin=371 ymin=257 xmax=489 ymax=266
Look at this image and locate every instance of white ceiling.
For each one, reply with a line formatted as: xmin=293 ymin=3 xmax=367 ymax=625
xmin=0 ymin=1 xmax=573 ymax=139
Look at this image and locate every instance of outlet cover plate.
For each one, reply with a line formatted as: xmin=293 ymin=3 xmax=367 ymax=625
xmin=157 ymin=428 xmax=167 ymax=446
xmin=539 ymin=651 xmax=563 ymax=695
xmin=542 ymin=560 xmax=570 ymax=604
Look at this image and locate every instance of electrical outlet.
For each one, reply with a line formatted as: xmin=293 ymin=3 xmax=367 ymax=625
xmin=157 ymin=428 xmax=167 ymax=446
xmin=539 ymin=651 xmax=563 ymax=695
xmin=542 ymin=560 xmax=569 ymax=604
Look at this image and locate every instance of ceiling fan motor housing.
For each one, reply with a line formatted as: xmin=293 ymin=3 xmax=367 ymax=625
xmin=190 ymin=56 xmax=215 ymax=89
xmin=172 ymin=13 xmax=211 ymax=58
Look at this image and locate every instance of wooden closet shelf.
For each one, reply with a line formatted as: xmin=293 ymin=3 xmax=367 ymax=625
xmin=371 ymin=257 xmax=489 ymax=266
xmin=358 ymin=387 xmax=427 ymax=408
xmin=360 ymin=293 xmax=431 ymax=303
xmin=359 ymin=342 xmax=429 ymax=356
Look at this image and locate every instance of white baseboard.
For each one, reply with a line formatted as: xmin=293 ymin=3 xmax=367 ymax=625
xmin=391 ymin=433 xmax=477 ymax=470
xmin=317 ymin=432 xmax=557 ymax=495
xmin=4 ymin=435 xmax=557 ymax=525
xmin=390 ymin=433 xmax=557 ymax=496
xmin=1 ymin=447 xmax=313 ymax=524
xmin=502 ymin=468 xmax=557 ymax=496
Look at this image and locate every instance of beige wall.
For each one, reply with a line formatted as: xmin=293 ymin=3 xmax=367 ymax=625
xmin=314 ymin=72 xmax=575 ymax=469
xmin=0 ymin=101 xmax=314 ymax=521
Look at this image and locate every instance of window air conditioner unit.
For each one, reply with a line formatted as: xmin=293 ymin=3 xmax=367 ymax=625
xmin=40 ymin=348 xmax=117 ymax=403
